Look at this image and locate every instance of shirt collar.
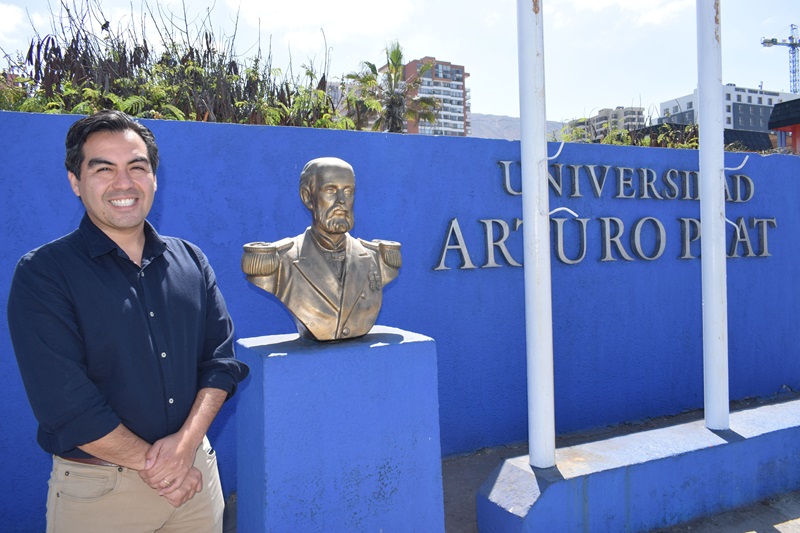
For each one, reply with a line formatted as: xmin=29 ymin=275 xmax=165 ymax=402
xmin=79 ymin=213 xmax=168 ymax=262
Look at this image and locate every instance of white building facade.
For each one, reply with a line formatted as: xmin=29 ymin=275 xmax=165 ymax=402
xmin=567 ymin=106 xmax=646 ymax=141
xmin=659 ymin=84 xmax=798 ymax=132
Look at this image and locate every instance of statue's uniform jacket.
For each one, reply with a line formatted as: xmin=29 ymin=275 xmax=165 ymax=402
xmin=244 ymin=229 xmax=400 ymax=341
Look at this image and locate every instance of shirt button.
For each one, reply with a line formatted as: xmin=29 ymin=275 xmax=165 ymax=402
xmin=168 ymin=398 xmax=174 ymax=404
xmin=342 ymin=327 xmax=350 ymax=336
xmin=140 ymin=272 xmax=145 ymax=277
xmin=149 ymin=311 xmax=155 ymax=317
xmin=161 ymin=352 xmax=167 ymax=358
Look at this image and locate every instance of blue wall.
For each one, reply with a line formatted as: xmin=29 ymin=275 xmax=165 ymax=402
xmin=2 ymin=111 xmax=800 ymax=531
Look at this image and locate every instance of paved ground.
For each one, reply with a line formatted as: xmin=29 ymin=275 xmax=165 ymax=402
xmin=443 ymin=443 xmax=528 ymax=532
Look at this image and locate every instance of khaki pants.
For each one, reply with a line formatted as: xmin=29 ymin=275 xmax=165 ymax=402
xmin=46 ymin=437 xmax=224 ymax=533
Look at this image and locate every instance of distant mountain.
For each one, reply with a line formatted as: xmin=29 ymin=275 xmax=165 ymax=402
xmin=469 ymin=113 xmax=565 ymax=141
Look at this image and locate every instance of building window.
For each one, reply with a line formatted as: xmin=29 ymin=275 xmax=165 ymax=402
xmin=758 ymin=97 xmax=763 ymax=104
xmin=769 ymin=98 xmax=773 ymax=105
xmin=687 ymin=102 xmax=693 ymax=109
xmin=726 ymin=105 xmax=731 ymax=112
xmin=726 ymin=94 xmax=731 ymax=101
xmin=434 ymin=64 xmax=452 ymax=79
xmin=747 ymin=96 xmax=752 ymax=103
xmin=726 ymin=117 xmax=731 ymax=124
xmin=737 ymin=95 xmax=742 ymax=102
xmin=673 ymin=105 xmax=679 ymax=113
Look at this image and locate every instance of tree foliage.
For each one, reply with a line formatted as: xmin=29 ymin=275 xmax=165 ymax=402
xmin=0 ymin=0 xmax=350 ymax=128
xmin=344 ymin=41 xmax=439 ymax=133
xmin=562 ymin=118 xmax=791 ymax=154
xmin=562 ymin=120 xmax=720 ymax=150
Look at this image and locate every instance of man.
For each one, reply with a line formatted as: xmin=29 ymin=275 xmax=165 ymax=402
xmin=7 ymin=110 xmax=248 ymax=532
xmin=242 ymin=157 xmax=401 ymax=341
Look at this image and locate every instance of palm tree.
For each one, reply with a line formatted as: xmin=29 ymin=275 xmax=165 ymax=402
xmin=341 ymin=67 xmax=381 ymax=130
xmin=345 ymin=41 xmax=439 ymax=133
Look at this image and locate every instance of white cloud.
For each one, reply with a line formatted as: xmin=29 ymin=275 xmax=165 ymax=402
xmin=0 ymin=3 xmax=28 ymax=52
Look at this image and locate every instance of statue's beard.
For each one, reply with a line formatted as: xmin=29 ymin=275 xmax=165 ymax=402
xmin=318 ymin=208 xmax=353 ymax=234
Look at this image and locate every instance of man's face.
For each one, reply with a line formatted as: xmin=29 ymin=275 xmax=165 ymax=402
xmin=68 ymin=129 xmax=157 ymax=242
xmin=304 ymin=166 xmax=355 ymax=235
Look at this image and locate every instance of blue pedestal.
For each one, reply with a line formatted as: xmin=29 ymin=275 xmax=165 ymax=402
xmin=236 ymin=326 xmax=444 ymax=533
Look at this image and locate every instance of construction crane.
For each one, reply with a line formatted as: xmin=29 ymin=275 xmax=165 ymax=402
xmin=761 ymin=24 xmax=800 ymax=94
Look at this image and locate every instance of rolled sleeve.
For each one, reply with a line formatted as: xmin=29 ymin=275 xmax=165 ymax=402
xmin=8 ymin=253 xmax=121 ymax=454
xmin=196 ymin=248 xmax=249 ymax=398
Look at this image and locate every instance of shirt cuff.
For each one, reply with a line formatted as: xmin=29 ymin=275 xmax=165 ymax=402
xmin=198 ymin=359 xmax=250 ymax=399
xmin=44 ymin=403 xmax=121 ymax=455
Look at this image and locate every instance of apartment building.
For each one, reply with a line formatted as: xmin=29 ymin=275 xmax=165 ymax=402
xmin=404 ymin=57 xmax=471 ymax=136
xmin=659 ymin=84 xmax=798 ymax=132
xmin=567 ymin=106 xmax=646 ymax=141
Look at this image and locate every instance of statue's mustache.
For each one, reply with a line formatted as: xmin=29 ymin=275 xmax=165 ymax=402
xmin=326 ymin=206 xmax=351 ymax=218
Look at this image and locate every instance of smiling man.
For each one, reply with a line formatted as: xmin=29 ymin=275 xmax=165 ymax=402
xmin=242 ymin=157 xmax=401 ymax=341
xmin=7 ymin=110 xmax=248 ymax=532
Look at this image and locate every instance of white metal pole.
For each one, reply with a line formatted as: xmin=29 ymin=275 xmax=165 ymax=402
xmin=517 ymin=0 xmax=555 ymax=468
xmin=697 ymin=0 xmax=730 ymax=430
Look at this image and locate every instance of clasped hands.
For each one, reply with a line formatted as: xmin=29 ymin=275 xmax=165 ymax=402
xmin=138 ymin=433 xmax=202 ymax=508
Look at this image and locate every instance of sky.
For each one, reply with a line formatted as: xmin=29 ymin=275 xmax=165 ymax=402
xmin=0 ymin=0 xmax=797 ymax=122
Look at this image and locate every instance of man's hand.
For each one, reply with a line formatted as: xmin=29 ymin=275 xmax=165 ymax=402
xmin=138 ymin=432 xmax=198 ymax=495
xmin=139 ymin=388 xmax=226 ymax=497
xmin=163 ymin=466 xmax=203 ymax=507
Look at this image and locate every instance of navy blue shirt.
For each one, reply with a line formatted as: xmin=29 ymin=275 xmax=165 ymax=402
xmin=7 ymin=214 xmax=248 ymax=458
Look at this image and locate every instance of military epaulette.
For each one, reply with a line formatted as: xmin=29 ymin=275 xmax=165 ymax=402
xmin=361 ymin=238 xmax=402 ymax=269
xmin=242 ymin=239 xmax=294 ymax=276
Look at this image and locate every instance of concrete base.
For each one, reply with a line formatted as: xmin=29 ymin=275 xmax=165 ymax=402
xmin=477 ymin=399 xmax=800 ymax=532
xmin=236 ymin=326 xmax=444 ymax=533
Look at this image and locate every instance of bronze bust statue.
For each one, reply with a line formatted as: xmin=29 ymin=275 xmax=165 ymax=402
xmin=242 ymin=157 xmax=401 ymax=341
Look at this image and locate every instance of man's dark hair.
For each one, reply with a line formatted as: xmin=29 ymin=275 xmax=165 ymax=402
xmin=65 ymin=110 xmax=159 ymax=179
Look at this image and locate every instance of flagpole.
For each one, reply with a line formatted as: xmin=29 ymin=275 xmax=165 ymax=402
xmin=517 ymin=0 xmax=556 ymax=468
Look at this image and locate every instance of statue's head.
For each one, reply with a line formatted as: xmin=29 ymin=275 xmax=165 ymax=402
xmin=300 ymin=157 xmax=356 ymax=236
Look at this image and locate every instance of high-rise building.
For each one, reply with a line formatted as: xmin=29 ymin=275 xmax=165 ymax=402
xmin=659 ymin=84 xmax=799 ymax=132
xmin=404 ymin=57 xmax=471 ymax=136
